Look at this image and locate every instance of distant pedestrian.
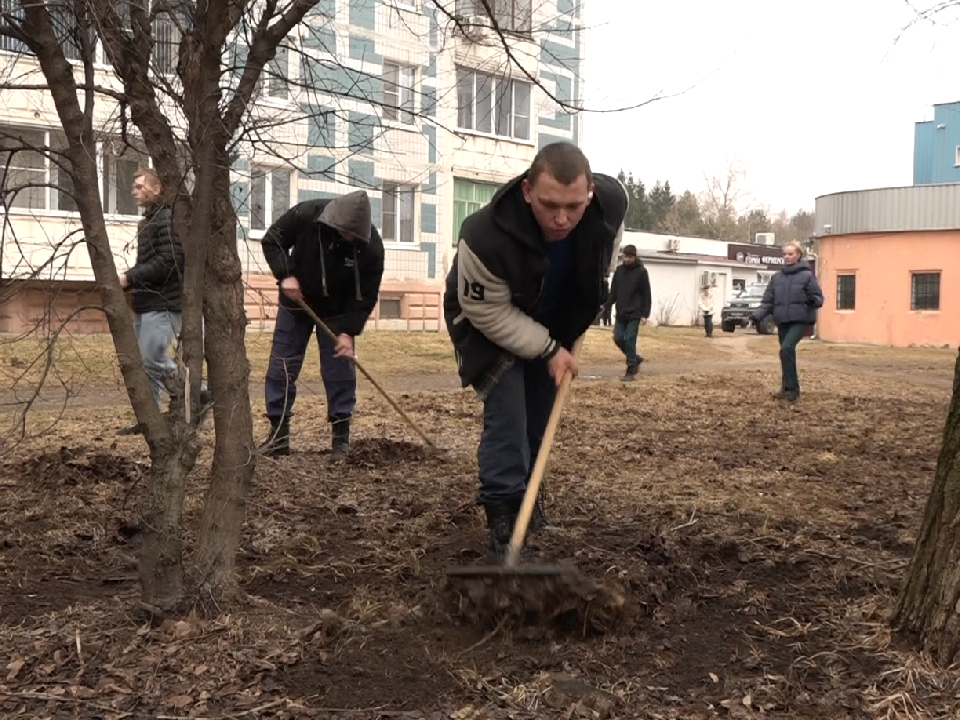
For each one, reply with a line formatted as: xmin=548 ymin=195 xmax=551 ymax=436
xmin=603 ymin=244 xmax=651 ymax=381
xmin=698 ymin=284 xmax=715 ymax=337
xmin=600 ymin=277 xmax=612 ymax=326
xmin=751 ymin=242 xmax=823 ymax=401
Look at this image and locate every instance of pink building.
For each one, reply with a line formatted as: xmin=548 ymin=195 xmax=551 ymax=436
xmin=814 ymin=185 xmax=960 ymax=347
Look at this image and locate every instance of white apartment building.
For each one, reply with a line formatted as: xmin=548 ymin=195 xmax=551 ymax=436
xmin=0 ymin=0 xmax=585 ymax=333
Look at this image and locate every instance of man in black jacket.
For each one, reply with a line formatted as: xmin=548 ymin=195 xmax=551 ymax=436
xmin=443 ymin=142 xmax=628 ymax=557
xmin=603 ymin=244 xmax=652 ymax=381
xmin=117 ymin=167 xmax=185 ymax=435
xmin=260 ymin=190 xmax=385 ymax=461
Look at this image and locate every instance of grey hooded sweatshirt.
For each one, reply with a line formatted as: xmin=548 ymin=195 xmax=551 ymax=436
xmin=261 ymin=191 xmax=385 ymax=336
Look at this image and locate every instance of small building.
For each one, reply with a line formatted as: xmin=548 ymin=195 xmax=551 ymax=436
xmin=813 ymin=184 xmax=960 ymax=347
xmin=914 ymin=101 xmax=960 ymax=186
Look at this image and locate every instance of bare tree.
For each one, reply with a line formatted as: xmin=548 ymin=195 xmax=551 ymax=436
xmin=699 ymin=155 xmax=752 ymax=242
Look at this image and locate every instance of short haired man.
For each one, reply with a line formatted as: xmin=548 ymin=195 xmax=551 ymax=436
xmin=117 ymin=167 xmax=185 ymax=435
xmin=444 ymin=142 xmax=629 ymax=557
xmin=603 ymin=244 xmax=652 ymax=380
xmin=260 ymin=191 xmax=385 ymax=462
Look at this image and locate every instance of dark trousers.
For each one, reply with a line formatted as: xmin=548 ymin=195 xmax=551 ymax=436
xmin=601 ymin=306 xmax=612 ymax=326
xmin=777 ymin=322 xmax=809 ymax=393
xmin=264 ymin=304 xmax=356 ymax=421
xmin=613 ymin=317 xmax=640 ymax=367
xmin=477 ymin=358 xmax=556 ymax=506
xmin=703 ymin=313 xmax=714 ymax=337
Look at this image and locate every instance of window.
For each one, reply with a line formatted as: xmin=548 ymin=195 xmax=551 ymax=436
xmin=382 ymin=62 xmax=416 ymax=124
xmin=452 ymin=178 xmax=497 ymax=243
xmin=265 ymin=46 xmax=290 ymax=100
xmin=456 ymin=67 xmax=531 ymax=141
xmin=911 ymin=272 xmax=940 ymax=311
xmin=836 ymin=274 xmax=855 ymax=310
xmin=250 ymin=167 xmax=292 ymax=231
xmin=382 ymin=182 xmax=415 ymax=243
xmin=955 ymin=145 xmax=960 ymax=167
xmin=102 ymin=141 xmax=151 ymax=216
xmin=153 ymin=7 xmax=188 ymax=76
xmin=455 ymin=0 xmax=533 ymax=32
xmin=379 ymin=297 xmax=402 ymax=318
xmin=0 ymin=128 xmax=76 ymax=212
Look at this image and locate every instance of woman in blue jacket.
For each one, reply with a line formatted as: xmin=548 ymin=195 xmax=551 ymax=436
xmin=752 ymin=242 xmax=824 ymax=401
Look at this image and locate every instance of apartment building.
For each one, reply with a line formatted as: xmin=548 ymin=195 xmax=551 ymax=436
xmin=0 ymin=0 xmax=585 ymax=333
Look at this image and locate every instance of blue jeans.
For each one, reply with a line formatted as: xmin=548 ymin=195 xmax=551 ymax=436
xmin=134 ymin=311 xmax=181 ymax=406
xmin=264 ymin=304 xmax=356 ymax=421
xmin=777 ymin=322 xmax=809 ymax=393
xmin=703 ymin=314 xmax=714 ymax=336
xmin=613 ymin=317 xmax=641 ymax=366
xmin=477 ymin=358 xmax=556 ymax=506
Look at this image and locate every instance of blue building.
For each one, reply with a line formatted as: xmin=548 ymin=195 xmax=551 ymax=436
xmin=913 ymin=101 xmax=960 ymax=185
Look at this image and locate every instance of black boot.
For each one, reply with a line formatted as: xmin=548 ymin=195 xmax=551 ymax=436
xmin=329 ymin=415 xmax=350 ymax=463
xmin=259 ymin=416 xmax=290 ymax=457
xmin=531 ymin=491 xmax=549 ymax=531
xmin=484 ymin=502 xmax=518 ymax=560
xmin=621 ymin=363 xmax=638 ymax=381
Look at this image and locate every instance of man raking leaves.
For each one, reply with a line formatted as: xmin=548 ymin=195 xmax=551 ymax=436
xmin=442 ymin=142 xmax=630 ymax=629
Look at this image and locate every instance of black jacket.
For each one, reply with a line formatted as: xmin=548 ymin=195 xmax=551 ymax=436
xmin=261 ymin=193 xmax=385 ymax=336
xmin=605 ymin=260 xmax=652 ymax=321
xmin=753 ymin=259 xmax=823 ymax=326
xmin=126 ymin=201 xmax=184 ymax=314
xmin=443 ymin=172 xmax=628 ymax=389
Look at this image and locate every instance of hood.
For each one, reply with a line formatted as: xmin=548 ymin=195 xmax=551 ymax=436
xmin=318 ymin=190 xmax=372 ymax=242
xmin=783 ymin=258 xmax=811 ymax=275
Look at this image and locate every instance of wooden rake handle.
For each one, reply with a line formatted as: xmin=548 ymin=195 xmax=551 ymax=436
xmin=504 ymin=334 xmax=586 ymax=568
xmin=294 ymin=298 xmax=437 ymax=449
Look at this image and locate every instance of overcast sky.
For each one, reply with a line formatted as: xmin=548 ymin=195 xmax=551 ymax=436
xmin=581 ymin=0 xmax=960 ymax=214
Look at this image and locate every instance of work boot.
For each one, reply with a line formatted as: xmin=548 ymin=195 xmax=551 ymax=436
xmin=329 ymin=416 xmax=351 ymax=463
xmin=484 ymin=502 xmax=518 ymax=560
xmin=531 ymin=491 xmax=549 ymax=531
xmin=117 ymin=422 xmax=144 ymax=436
xmin=621 ymin=363 xmax=638 ymax=382
xmin=259 ymin=416 xmax=290 ymax=457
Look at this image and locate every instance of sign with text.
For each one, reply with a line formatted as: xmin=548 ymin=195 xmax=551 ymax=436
xmin=727 ymin=243 xmax=785 ymax=268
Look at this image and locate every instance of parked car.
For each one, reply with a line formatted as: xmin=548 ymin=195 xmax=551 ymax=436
xmin=720 ymin=282 xmax=776 ymax=334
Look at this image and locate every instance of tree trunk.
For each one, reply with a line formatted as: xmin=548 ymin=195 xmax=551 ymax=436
xmin=193 ymin=152 xmax=256 ymax=597
xmin=138 ymin=429 xmax=200 ymax=613
xmin=892 ymin=349 xmax=960 ymax=664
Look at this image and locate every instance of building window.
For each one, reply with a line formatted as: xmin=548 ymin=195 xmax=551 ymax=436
xmin=455 ymin=0 xmax=532 ymax=32
xmin=911 ymin=272 xmax=941 ymax=311
xmin=836 ymin=274 xmax=855 ymax=310
xmin=382 ymin=182 xmax=415 ymax=243
xmin=382 ymin=62 xmax=416 ymax=124
xmin=452 ymin=177 xmax=498 ymax=244
xmin=955 ymin=145 xmax=960 ymax=167
xmin=456 ymin=67 xmax=531 ymax=141
xmin=250 ymin=166 xmax=292 ymax=231
xmin=152 ymin=10 xmax=182 ymax=76
xmin=379 ymin=297 xmax=402 ymax=318
xmin=0 ymin=127 xmax=79 ymax=212
xmin=264 ymin=46 xmax=290 ymax=100
xmin=102 ymin=141 xmax=151 ymax=216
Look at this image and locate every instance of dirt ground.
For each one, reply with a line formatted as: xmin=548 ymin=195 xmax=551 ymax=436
xmin=0 ymin=329 xmax=958 ymax=719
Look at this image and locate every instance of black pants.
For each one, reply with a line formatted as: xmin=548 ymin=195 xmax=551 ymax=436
xmin=477 ymin=358 xmax=556 ymax=506
xmin=703 ymin=314 xmax=714 ymax=337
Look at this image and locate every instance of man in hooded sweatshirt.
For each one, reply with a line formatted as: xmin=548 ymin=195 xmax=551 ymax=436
xmin=603 ymin=244 xmax=652 ymax=381
xmin=259 ymin=190 xmax=385 ymax=461
xmin=444 ymin=142 xmax=629 ymax=558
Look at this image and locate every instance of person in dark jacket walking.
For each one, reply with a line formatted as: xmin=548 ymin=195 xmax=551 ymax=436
xmin=751 ymin=241 xmax=823 ymax=401
xmin=603 ymin=244 xmax=652 ymax=381
xmin=444 ymin=141 xmax=628 ymax=557
xmin=260 ymin=191 xmax=385 ymax=461
xmin=117 ymin=167 xmax=185 ymax=435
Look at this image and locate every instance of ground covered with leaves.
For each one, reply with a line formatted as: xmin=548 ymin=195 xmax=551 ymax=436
xmin=0 ymin=330 xmax=956 ymax=719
